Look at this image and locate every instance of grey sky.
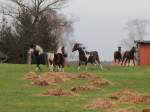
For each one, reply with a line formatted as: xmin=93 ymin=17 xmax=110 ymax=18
xmin=63 ymin=0 xmax=150 ymax=61
xmin=1 ymin=0 xmax=150 ymax=61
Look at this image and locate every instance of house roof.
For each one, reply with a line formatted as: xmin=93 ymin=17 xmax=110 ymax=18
xmin=135 ymin=40 xmax=150 ymax=44
xmin=0 ymin=51 xmax=8 ymax=59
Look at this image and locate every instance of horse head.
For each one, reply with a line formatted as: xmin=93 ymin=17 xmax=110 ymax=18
xmin=61 ymin=46 xmax=68 ymax=58
xmin=28 ymin=48 xmax=34 ymax=54
xmin=30 ymin=44 xmax=36 ymax=49
xmin=57 ymin=46 xmax=67 ymax=58
xmin=118 ymin=46 xmax=122 ymax=52
xmin=72 ymin=43 xmax=83 ymax=52
xmin=131 ymin=46 xmax=136 ymax=53
xmin=28 ymin=43 xmax=36 ymax=54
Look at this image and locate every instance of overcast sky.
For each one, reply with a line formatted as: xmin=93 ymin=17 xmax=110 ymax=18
xmin=62 ymin=0 xmax=150 ymax=61
xmin=1 ymin=0 xmax=150 ymax=61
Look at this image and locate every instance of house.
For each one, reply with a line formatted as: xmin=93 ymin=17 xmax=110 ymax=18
xmin=135 ymin=40 xmax=150 ymax=65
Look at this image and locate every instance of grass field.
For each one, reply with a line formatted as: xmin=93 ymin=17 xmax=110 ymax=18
xmin=0 ymin=64 xmax=150 ymax=112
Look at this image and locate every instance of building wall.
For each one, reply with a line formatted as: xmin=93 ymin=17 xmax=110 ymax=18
xmin=139 ymin=43 xmax=150 ymax=65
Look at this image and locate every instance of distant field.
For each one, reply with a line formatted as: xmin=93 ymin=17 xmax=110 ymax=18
xmin=0 ymin=64 xmax=150 ymax=112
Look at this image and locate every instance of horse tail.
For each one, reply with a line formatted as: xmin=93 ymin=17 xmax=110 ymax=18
xmin=94 ymin=51 xmax=103 ymax=67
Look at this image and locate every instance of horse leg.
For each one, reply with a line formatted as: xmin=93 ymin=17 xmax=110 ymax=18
xmin=133 ymin=59 xmax=136 ymax=66
xmin=124 ymin=58 xmax=128 ymax=66
xmin=85 ymin=62 xmax=88 ymax=71
xmin=96 ymin=58 xmax=103 ymax=70
xmin=78 ymin=61 xmax=81 ymax=71
xmin=48 ymin=59 xmax=51 ymax=71
xmin=114 ymin=58 xmax=117 ymax=63
xmin=53 ymin=65 xmax=55 ymax=72
xmin=58 ymin=65 xmax=61 ymax=72
xmin=49 ymin=64 xmax=53 ymax=72
xmin=118 ymin=58 xmax=121 ymax=64
xmin=128 ymin=59 xmax=130 ymax=67
xmin=61 ymin=64 xmax=65 ymax=72
xmin=35 ymin=62 xmax=41 ymax=71
xmin=35 ymin=55 xmax=41 ymax=71
xmin=121 ymin=57 xmax=125 ymax=66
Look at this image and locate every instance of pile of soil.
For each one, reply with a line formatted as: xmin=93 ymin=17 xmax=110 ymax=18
xmin=117 ymin=107 xmax=136 ymax=112
xmin=85 ymin=99 xmax=117 ymax=111
xmin=71 ymin=85 xmax=97 ymax=92
xmin=143 ymin=109 xmax=150 ymax=112
xmin=110 ymin=89 xmax=150 ymax=104
xmin=41 ymin=89 xmax=75 ymax=96
xmin=24 ymin=72 xmax=39 ymax=80
xmin=76 ymin=72 xmax=98 ymax=79
xmin=71 ymin=77 xmax=111 ymax=92
xmin=29 ymin=72 xmax=73 ymax=86
xmin=89 ymin=77 xmax=111 ymax=88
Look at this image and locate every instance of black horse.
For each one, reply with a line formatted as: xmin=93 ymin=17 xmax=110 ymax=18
xmin=72 ymin=43 xmax=103 ymax=70
xmin=114 ymin=46 xmax=122 ymax=64
xmin=28 ymin=44 xmax=48 ymax=71
xmin=122 ymin=47 xmax=136 ymax=66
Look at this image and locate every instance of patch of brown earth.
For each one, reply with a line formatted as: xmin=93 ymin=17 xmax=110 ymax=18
xmin=117 ymin=107 xmax=136 ymax=112
xmin=89 ymin=77 xmax=111 ymax=88
xmin=24 ymin=72 xmax=39 ymax=80
xmin=143 ymin=109 xmax=150 ymax=112
xmin=41 ymin=89 xmax=75 ymax=96
xmin=85 ymin=99 xmax=117 ymax=111
xmin=71 ymin=85 xmax=97 ymax=92
xmin=71 ymin=77 xmax=111 ymax=92
xmin=76 ymin=72 xmax=99 ymax=79
xmin=29 ymin=72 xmax=73 ymax=87
xmin=110 ymin=89 xmax=150 ymax=104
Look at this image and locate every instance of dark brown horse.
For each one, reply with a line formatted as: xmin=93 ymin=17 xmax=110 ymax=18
xmin=28 ymin=44 xmax=48 ymax=71
xmin=114 ymin=46 xmax=122 ymax=64
xmin=53 ymin=46 xmax=67 ymax=72
xmin=72 ymin=43 xmax=103 ymax=70
xmin=122 ymin=47 xmax=136 ymax=66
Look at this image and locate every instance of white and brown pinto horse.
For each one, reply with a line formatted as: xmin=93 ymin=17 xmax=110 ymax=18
xmin=53 ymin=46 xmax=67 ymax=72
xmin=72 ymin=43 xmax=103 ymax=70
xmin=28 ymin=44 xmax=67 ymax=72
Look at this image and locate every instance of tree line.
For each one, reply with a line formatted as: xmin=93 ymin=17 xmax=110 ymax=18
xmin=0 ymin=0 xmax=73 ymax=63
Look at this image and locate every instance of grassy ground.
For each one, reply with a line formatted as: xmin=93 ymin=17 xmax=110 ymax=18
xmin=0 ymin=64 xmax=150 ymax=112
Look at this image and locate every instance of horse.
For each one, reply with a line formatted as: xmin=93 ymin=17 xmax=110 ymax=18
xmin=28 ymin=44 xmax=54 ymax=71
xmin=53 ymin=46 xmax=67 ymax=72
xmin=121 ymin=47 xmax=136 ymax=66
xmin=114 ymin=46 xmax=122 ymax=64
xmin=28 ymin=44 xmax=67 ymax=72
xmin=72 ymin=43 xmax=103 ymax=70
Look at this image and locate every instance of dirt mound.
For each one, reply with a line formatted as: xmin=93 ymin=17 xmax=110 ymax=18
xmin=143 ymin=109 xmax=150 ymax=112
xmin=31 ymin=72 xmax=73 ymax=86
xmin=41 ymin=89 xmax=75 ymax=96
xmin=71 ymin=77 xmax=111 ymax=92
xmin=110 ymin=89 xmax=150 ymax=104
xmin=71 ymin=85 xmax=97 ymax=92
xmin=76 ymin=72 xmax=98 ymax=79
xmin=85 ymin=99 xmax=117 ymax=111
xmin=24 ymin=72 xmax=39 ymax=80
xmin=117 ymin=107 xmax=136 ymax=112
xmin=89 ymin=77 xmax=111 ymax=87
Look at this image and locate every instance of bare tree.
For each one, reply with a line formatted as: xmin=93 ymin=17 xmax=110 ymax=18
xmin=121 ymin=19 xmax=149 ymax=49
xmin=1 ymin=0 xmax=67 ymax=24
xmin=0 ymin=0 xmax=75 ymax=63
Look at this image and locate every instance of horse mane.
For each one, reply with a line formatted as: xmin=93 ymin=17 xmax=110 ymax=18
xmin=35 ymin=45 xmax=44 ymax=54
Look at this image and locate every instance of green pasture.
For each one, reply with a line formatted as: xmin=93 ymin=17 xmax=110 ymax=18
xmin=0 ymin=64 xmax=150 ymax=112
